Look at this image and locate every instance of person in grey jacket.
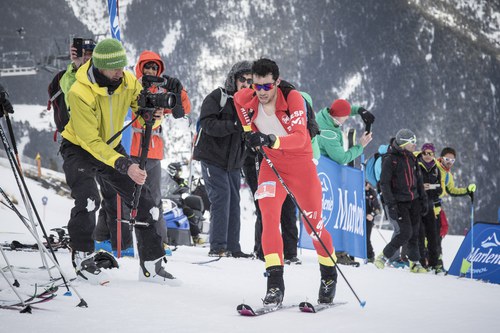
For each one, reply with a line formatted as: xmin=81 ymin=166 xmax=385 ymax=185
xmin=193 ymin=60 xmax=253 ymax=258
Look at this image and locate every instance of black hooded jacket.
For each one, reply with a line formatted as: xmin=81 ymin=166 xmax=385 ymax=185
xmin=192 ymin=61 xmax=251 ymax=171
xmin=379 ymin=140 xmax=427 ymax=206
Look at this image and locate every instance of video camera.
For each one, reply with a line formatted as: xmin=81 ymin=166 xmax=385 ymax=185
xmin=138 ymin=75 xmax=180 ymax=121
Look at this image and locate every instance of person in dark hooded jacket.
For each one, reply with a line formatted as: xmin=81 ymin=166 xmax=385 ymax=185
xmin=193 ymin=60 xmax=253 ymax=258
xmin=374 ymin=129 xmax=428 ymax=273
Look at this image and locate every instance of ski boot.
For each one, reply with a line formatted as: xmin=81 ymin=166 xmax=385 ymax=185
xmin=72 ymin=250 xmax=109 ymax=285
xmin=262 ymin=266 xmax=285 ymax=307
xmin=318 ymin=264 xmax=337 ymax=304
xmin=374 ymin=253 xmax=389 ymax=269
xmin=409 ymin=261 xmax=428 ymax=273
xmin=139 ymin=256 xmax=181 ymax=286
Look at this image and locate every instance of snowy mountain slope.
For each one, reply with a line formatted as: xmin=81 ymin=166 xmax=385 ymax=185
xmin=0 ymin=160 xmax=499 ymax=333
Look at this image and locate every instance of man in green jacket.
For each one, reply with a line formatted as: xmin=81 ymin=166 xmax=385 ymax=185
xmin=60 ymin=38 xmax=177 ymax=285
xmin=315 ymin=99 xmax=373 ymax=165
xmin=315 ymin=98 xmax=374 ymax=266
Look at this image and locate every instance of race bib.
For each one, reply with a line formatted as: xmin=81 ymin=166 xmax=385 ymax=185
xmin=255 ymin=181 xmax=277 ymax=200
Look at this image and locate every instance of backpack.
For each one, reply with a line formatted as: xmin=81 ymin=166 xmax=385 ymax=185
xmin=47 ymin=69 xmax=69 ymax=138
xmin=278 ymin=80 xmax=320 ymax=138
xmin=364 ymin=144 xmax=389 ymax=188
xmin=365 ymin=152 xmax=382 ymax=188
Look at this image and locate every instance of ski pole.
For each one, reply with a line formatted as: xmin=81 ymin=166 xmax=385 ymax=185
xmin=0 ymin=186 xmax=87 ymax=307
xmin=0 ymin=123 xmax=78 ymax=295
xmin=470 ymin=192 xmax=474 ymax=279
xmin=260 ymin=149 xmax=366 ymax=307
xmin=1 ymin=94 xmax=22 ymax=170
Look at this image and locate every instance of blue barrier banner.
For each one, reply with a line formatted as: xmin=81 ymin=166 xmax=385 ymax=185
xmin=298 ymin=156 xmax=367 ymax=258
xmin=448 ymin=222 xmax=500 ymax=284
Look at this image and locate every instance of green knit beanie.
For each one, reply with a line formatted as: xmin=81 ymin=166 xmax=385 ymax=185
xmin=92 ymin=38 xmax=128 ymax=69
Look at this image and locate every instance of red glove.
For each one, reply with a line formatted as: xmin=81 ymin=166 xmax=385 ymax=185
xmin=439 ymin=210 xmax=449 ymax=238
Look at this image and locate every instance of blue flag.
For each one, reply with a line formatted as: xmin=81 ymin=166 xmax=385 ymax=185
xmin=107 ymin=0 xmax=121 ymax=41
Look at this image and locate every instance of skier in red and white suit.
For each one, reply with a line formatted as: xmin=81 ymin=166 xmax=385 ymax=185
xmin=234 ymin=58 xmax=337 ymax=306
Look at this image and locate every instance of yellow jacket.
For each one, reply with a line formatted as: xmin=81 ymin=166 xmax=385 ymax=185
xmin=436 ymin=159 xmax=468 ymax=197
xmin=61 ymin=61 xmax=142 ymax=168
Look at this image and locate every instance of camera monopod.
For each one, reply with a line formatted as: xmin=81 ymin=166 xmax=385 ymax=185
xmin=126 ymin=107 xmax=156 ymax=230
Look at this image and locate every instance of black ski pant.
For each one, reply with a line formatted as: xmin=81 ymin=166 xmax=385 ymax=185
xmin=94 ymin=158 xmax=168 ymax=249
xmin=61 ymin=140 xmax=164 ymax=262
xmin=382 ymin=199 xmax=421 ymax=262
xmin=242 ymin=157 xmax=298 ymax=259
xmin=419 ymin=207 xmax=439 ymax=267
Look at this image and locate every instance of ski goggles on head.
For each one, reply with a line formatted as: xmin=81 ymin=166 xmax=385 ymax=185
xmin=399 ymin=136 xmax=417 ymax=147
xmin=237 ymin=76 xmax=253 ymax=85
xmin=252 ymin=82 xmax=275 ymax=91
xmin=442 ymin=156 xmax=455 ymax=164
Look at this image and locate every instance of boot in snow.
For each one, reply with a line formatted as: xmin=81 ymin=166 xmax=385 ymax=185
xmin=410 ymin=261 xmax=428 ymax=273
xmin=262 ymin=266 xmax=284 ymax=306
xmin=374 ymin=253 xmax=389 ymax=269
xmin=72 ymin=250 xmax=109 ymax=285
xmin=318 ymin=264 xmax=337 ymax=304
xmin=139 ymin=256 xmax=181 ymax=286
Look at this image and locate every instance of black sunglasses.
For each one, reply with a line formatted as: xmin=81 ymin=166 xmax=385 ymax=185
xmin=237 ymin=76 xmax=253 ymax=85
xmin=144 ymin=62 xmax=159 ymax=70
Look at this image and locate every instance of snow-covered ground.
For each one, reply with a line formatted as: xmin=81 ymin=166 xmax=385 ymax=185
xmin=1 ymin=155 xmax=499 ymax=333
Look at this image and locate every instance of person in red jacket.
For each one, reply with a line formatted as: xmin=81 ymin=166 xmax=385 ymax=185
xmin=132 ymin=50 xmax=191 ymax=245
xmin=234 ymin=58 xmax=337 ymax=306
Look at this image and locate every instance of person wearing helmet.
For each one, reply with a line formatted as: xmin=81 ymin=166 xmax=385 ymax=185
xmin=374 ymin=129 xmax=428 ymax=273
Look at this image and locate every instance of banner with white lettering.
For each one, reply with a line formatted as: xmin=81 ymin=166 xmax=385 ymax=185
xmin=298 ymin=156 xmax=367 ymax=258
xmin=448 ymin=222 xmax=500 ymax=284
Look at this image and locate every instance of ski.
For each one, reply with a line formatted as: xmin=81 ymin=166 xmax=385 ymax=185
xmin=0 ymin=293 xmax=57 ymax=311
xmin=299 ymin=301 xmax=347 ymax=313
xmin=1 ymin=240 xmax=67 ymax=252
xmin=237 ymin=303 xmax=297 ymax=316
xmin=191 ymin=256 xmax=222 ymax=265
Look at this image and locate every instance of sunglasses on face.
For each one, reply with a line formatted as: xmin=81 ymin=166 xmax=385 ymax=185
xmin=423 ymin=151 xmax=434 ymax=156
xmin=144 ymin=63 xmax=159 ymax=71
xmin=252 ymin=82 xmax=275 ymax=91
xmin=237 ymin=76 xmax=253 ymax=85
xmin=443 ymin=157 xmax=455 ymax=164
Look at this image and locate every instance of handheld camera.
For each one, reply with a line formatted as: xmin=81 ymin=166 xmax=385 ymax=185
xmin=138 ymin=75 xmax=177 ymax=108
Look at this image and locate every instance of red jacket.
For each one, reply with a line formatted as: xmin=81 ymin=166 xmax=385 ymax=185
xmin=131 ymin=50 xmax=191 ymax=159
xmin=234 ymin=87 xmax=312 ymax=159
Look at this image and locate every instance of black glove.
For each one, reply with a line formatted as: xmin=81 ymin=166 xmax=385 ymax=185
xmin=358 ymin=107 xmax=375 ymax=125
xmin=387 ymin=204 xmax=398 ymax=221
xmin=163 ymin=75 xmax=183 ymax=94
xmin=171 ymin=93 xmax=184 ymax=119
xmin=421 ymin=201 xmax=429 ymax=217
xmin=114 ymin=156 xmax=133 ymax=175
xmin=246 ymin=132 xmax=276 ymax=149
xmin=0 ymin=98 xmax=14 ymax=118
xmin=0 ymin=84 xmax=14 ymax=118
